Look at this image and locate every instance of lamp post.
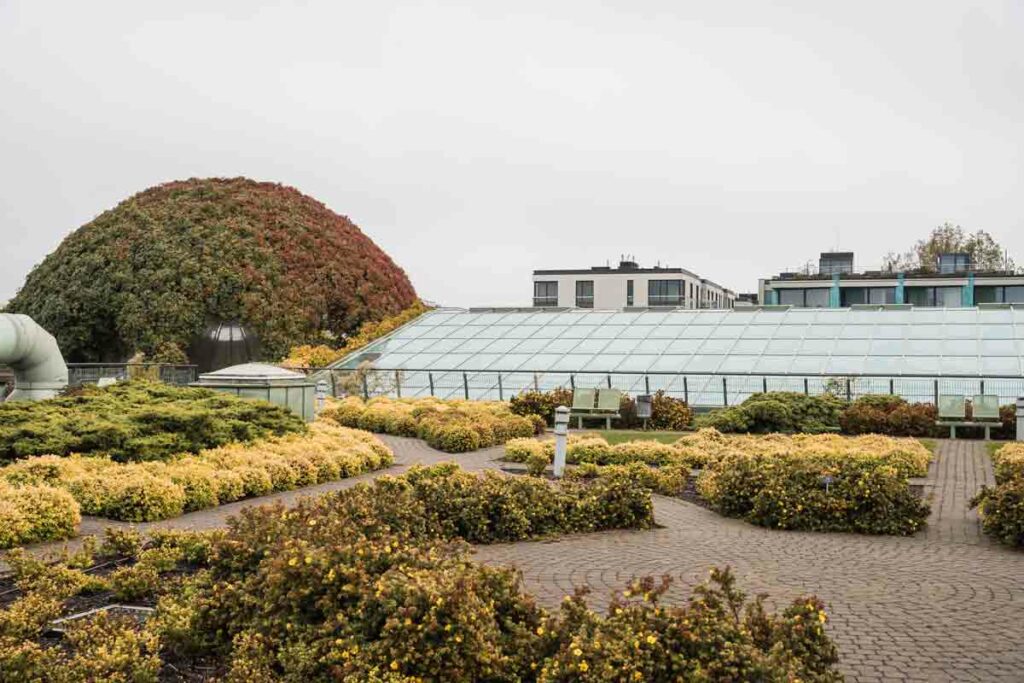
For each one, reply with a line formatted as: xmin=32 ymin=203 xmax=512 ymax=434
xmin=553 ymin=405 xmax=569 ymax=478
xmin=315 ymin=380 xmax=329 ymax=415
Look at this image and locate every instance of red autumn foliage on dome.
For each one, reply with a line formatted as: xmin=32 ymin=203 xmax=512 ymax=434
xmin=6 ymin=177 xmax=417 ymax=361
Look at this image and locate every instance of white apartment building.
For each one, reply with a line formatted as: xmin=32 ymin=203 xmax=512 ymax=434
xmin=532 ymin=259 xmax=736 ymax=310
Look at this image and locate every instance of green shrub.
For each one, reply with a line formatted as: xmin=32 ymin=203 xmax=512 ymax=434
xmin=971 ymin=443 xmax=1024 ymax=546
xmin=526 ymin=450 xmax=549 ymax=477
xmin=508 ymin=388 xmax=574 ymax=425
xmin=697 ymin=392 xmax=845 ymax=434
xmin=697 ymin=452 xmax=930 ymax=535
xmin=0 ymin=380 xmax=306 ymax=463
xmin=648 ymin=390 xmax=693 ymax=430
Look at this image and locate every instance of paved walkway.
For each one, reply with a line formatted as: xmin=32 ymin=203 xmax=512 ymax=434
xmin=8 ymin=437 xmax=1023 ymax=681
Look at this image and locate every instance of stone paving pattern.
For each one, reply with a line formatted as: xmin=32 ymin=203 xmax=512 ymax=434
xmin=10 ymin=436 xmax=1024 ymax=681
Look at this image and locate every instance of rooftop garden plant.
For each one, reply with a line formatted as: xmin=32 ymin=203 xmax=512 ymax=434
xmin=0 ymin=380 xmax=305 ymax=463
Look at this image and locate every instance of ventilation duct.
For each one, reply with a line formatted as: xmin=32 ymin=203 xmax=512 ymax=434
xmin=0 ymin=313 xmax=69 ymax=401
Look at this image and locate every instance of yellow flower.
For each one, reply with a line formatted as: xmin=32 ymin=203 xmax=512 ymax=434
xmin=455 ymin=635 xmax=462 ymax=643
xmin=579 ymin=661 xmax=589 ymax=672
xmin=536 ymin=626 xmax=544 ymax=636
xmin=288 ymin=557 xmax=298 ymax=567
xmin=304 ymin=556 xmax=312 ymax=564
xmin=818 ymin=611 xmax=827 ymax=624
xmin=646 ymin=634 xmax=657 ymax=645
xmin=390 ymin=660 xmax=399 ymax=671
xmin=634 ymin=673 xmax=643 ymax=681
xmin=573 ymin=648 xmax=583 ymax=657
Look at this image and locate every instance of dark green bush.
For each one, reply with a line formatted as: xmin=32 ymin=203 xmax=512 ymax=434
xmin=509 ymin=388 xmax=574 ymax=425
xmin=0 ymin=381 xmax=305 ymax=463
xmin=698 ymin=392 xmax=845 ymax=434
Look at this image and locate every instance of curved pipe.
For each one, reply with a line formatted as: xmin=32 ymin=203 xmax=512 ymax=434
xmin=0 ymin=313 xmax=69 ymax=401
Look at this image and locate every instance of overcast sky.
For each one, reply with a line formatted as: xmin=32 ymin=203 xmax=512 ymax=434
xmin=2 ymin=1 xmax=1022 ymax=308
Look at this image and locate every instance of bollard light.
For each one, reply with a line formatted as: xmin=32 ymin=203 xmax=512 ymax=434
xmin=1017 ymin=397 xmax=1024 ymax=442
xmin=553 ymin=405 xmax=570 ymax=478
xmin=315 ymin=380 xmax=329 ymax=414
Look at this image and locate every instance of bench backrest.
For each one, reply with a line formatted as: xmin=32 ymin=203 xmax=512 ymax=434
xmin=938 ymin=395 xmax=966 ymax=420
xmin=571 ymin=388 xmax=596 ymax=411
xmin=972 ymin=394 xmax=1000 ymax=421
xmin=596 ymin=388 xmax=622 ymax=412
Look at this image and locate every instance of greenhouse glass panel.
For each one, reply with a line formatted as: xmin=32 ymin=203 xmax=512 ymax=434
xmin=333 ymin=307 xmax=1024 ymax=405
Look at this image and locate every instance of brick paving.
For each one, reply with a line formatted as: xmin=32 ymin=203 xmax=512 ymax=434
xmin=7 ymin=436 xmax=1023 ymax=681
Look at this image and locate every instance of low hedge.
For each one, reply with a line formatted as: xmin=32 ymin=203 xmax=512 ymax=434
xmin=323 ymin=396 xmax=540 ymax=452
xmin=697 ymin=445 xmax=931 ymax=535
xmin=505 ymin=435 xmax=711 ymax=469
xmin=0 ymin=380 xmax=306 ymax=463
xmin=0 ymin=421 xmax=393 ymax=523
xmin=697 ymin=392 xmax=846 ymax=434
xmin=971 ymin=443 xmax=1024 ymax=546
xmin=510 ymin=388 xmax=693 ymax=430
xmin=0 ymin=481 xmax=81 ymax=548
xmin=839 ymin=396 xmax=939 ymax=437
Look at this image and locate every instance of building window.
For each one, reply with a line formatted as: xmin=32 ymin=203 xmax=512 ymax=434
xmin=975 ymin=285 xmax=1024 ymax=304
xmin=778 ymin=288 xmax=830 ymax=307
xmin=648 ymin=279 xmax=682 ymax=306
xmin=575 ymin=280 xmax=594 ymax=308
xmin=906 ymin=286 xmax=963 ymax=307
xmin=841 ymin=287 xmax=896 ymax=306
xmin=533 ymin=281 xmax=558 ymax=307
xmin=626 ymin=279 xmax=634 ymax=306
xmin=938 ymin=253 xmax=971 ymax=274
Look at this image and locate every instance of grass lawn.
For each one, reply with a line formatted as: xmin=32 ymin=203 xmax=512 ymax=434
xmin=590 ymin=429 xmax=690 ymax=445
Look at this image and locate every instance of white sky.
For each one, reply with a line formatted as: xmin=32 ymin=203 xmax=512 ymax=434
xmin=2 ymin=0 xmax=1022 ymax=307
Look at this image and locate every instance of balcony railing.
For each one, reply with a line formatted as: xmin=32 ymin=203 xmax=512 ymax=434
xmin=575 ymin=296 xmax=594 ymax=308
xmin=533 ymin=296 xmax=559 ymax=307
xmin=648 ymin=295 xmax=683 ymax=306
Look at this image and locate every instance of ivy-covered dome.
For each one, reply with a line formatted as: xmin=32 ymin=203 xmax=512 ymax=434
xmin=5 ymin=178 xmax=417 ymax=361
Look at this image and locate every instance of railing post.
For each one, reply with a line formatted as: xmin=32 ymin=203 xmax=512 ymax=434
xmin=330 ymin=371 xmax=337 ymax=397
xmin=722 ymin=376 xmax=728 ymax=406
xmin=569 ymin=374 xmax=575 ymax=391
xmin=395 ymin=370 xmax=402 ymax=398
xmin=607 ymin=374 xmax=612 ymax=389
xmin=762 ymin=377 xmax=768 ymax=394
xmin=889 ymin=378 xmax=894 ymax=395
xmin=934 ymin=379 xmax=939 ymax=406
xmin=498 ymin=373 xmax=504 ymax=401
xmin=428 ymin=372 xmax=435 ymax=397
xmin=683 ymin=376 xmax=689 ymax=404
xmin=362 ymin=373 xmax=369 ymax=400
xmin=644 ymin=374 xmax=650 ymax=395
xmin=533 ymin=372 xmax=539 ymax=391
xmin=980 ymin=379 xmax=985 ymax=395
xmin=463 ymin=372 xmax=470 ymax=400
xmin=803 ymin=377 xmax=809 ymax=395
xmin=846 ymin=378 xmax=852 ymax=402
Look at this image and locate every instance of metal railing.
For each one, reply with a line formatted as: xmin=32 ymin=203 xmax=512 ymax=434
xmin=307 ymin=367 xmax=1024 ymax=408
xmin=67 ymin=363 xmax=198 ymax=387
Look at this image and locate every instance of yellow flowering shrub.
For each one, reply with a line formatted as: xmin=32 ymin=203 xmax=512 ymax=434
xmin=0 ymin=421 xmax=394 ymax=525
xmin=0 ymin=481 xmax=81 ymax=548
xmin=322 ymin=396 xmax=537 ymax=453
xmin=692 ymin=429 xmax=933 ymax=535
xmin=971 ymin=443 xmax=1024 ymax=546
xmin=504 ymin=434 xmax=713 ymax=470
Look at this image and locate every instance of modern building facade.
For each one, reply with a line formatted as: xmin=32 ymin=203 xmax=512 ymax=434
xmin=533 ymin=259 xmax=736 ymax=310
xmin=759 ymin=252 xmax=1024 ymax=308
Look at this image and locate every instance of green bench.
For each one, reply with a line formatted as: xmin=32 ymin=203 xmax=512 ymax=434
xmin=936 ymin=394 xmax=1001 ymax=439
xmin=570 ymin=387 xmax=622 ymax=429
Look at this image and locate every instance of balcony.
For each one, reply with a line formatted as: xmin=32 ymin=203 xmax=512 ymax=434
xmin=648 ymin=295 xmax=683 ymax=306
xmin=533 ymin=296 xmax=559 ymax=307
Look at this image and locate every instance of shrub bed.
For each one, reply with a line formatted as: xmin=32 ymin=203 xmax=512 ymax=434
xmin=0 ymin=481 xmax=81 ymax=548
xmin=510 ymin=388 xmax=692 ymax=430
xmin=971 ymin=443 xmax=1024 ymax=546
xmin=0 ymin=421 xmax=393 ymax=523
xmin=0 ymin=465 xmax=840 ymax=681
xmin=323 ymin=396 xmax=540 ymax=452
xmin=505 ymin=435 xmax=711 ymax=469
xmin=691 ymin=429 xmax=933 ymax=535
xmin=697 ymin=392 xmax=846 ymax=434
xmin=0 ymin=380 xmax=306 ymax=463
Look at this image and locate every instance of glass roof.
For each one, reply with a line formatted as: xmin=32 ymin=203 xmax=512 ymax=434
xmin=344 ymin=307 xmax=1024 ymax=378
